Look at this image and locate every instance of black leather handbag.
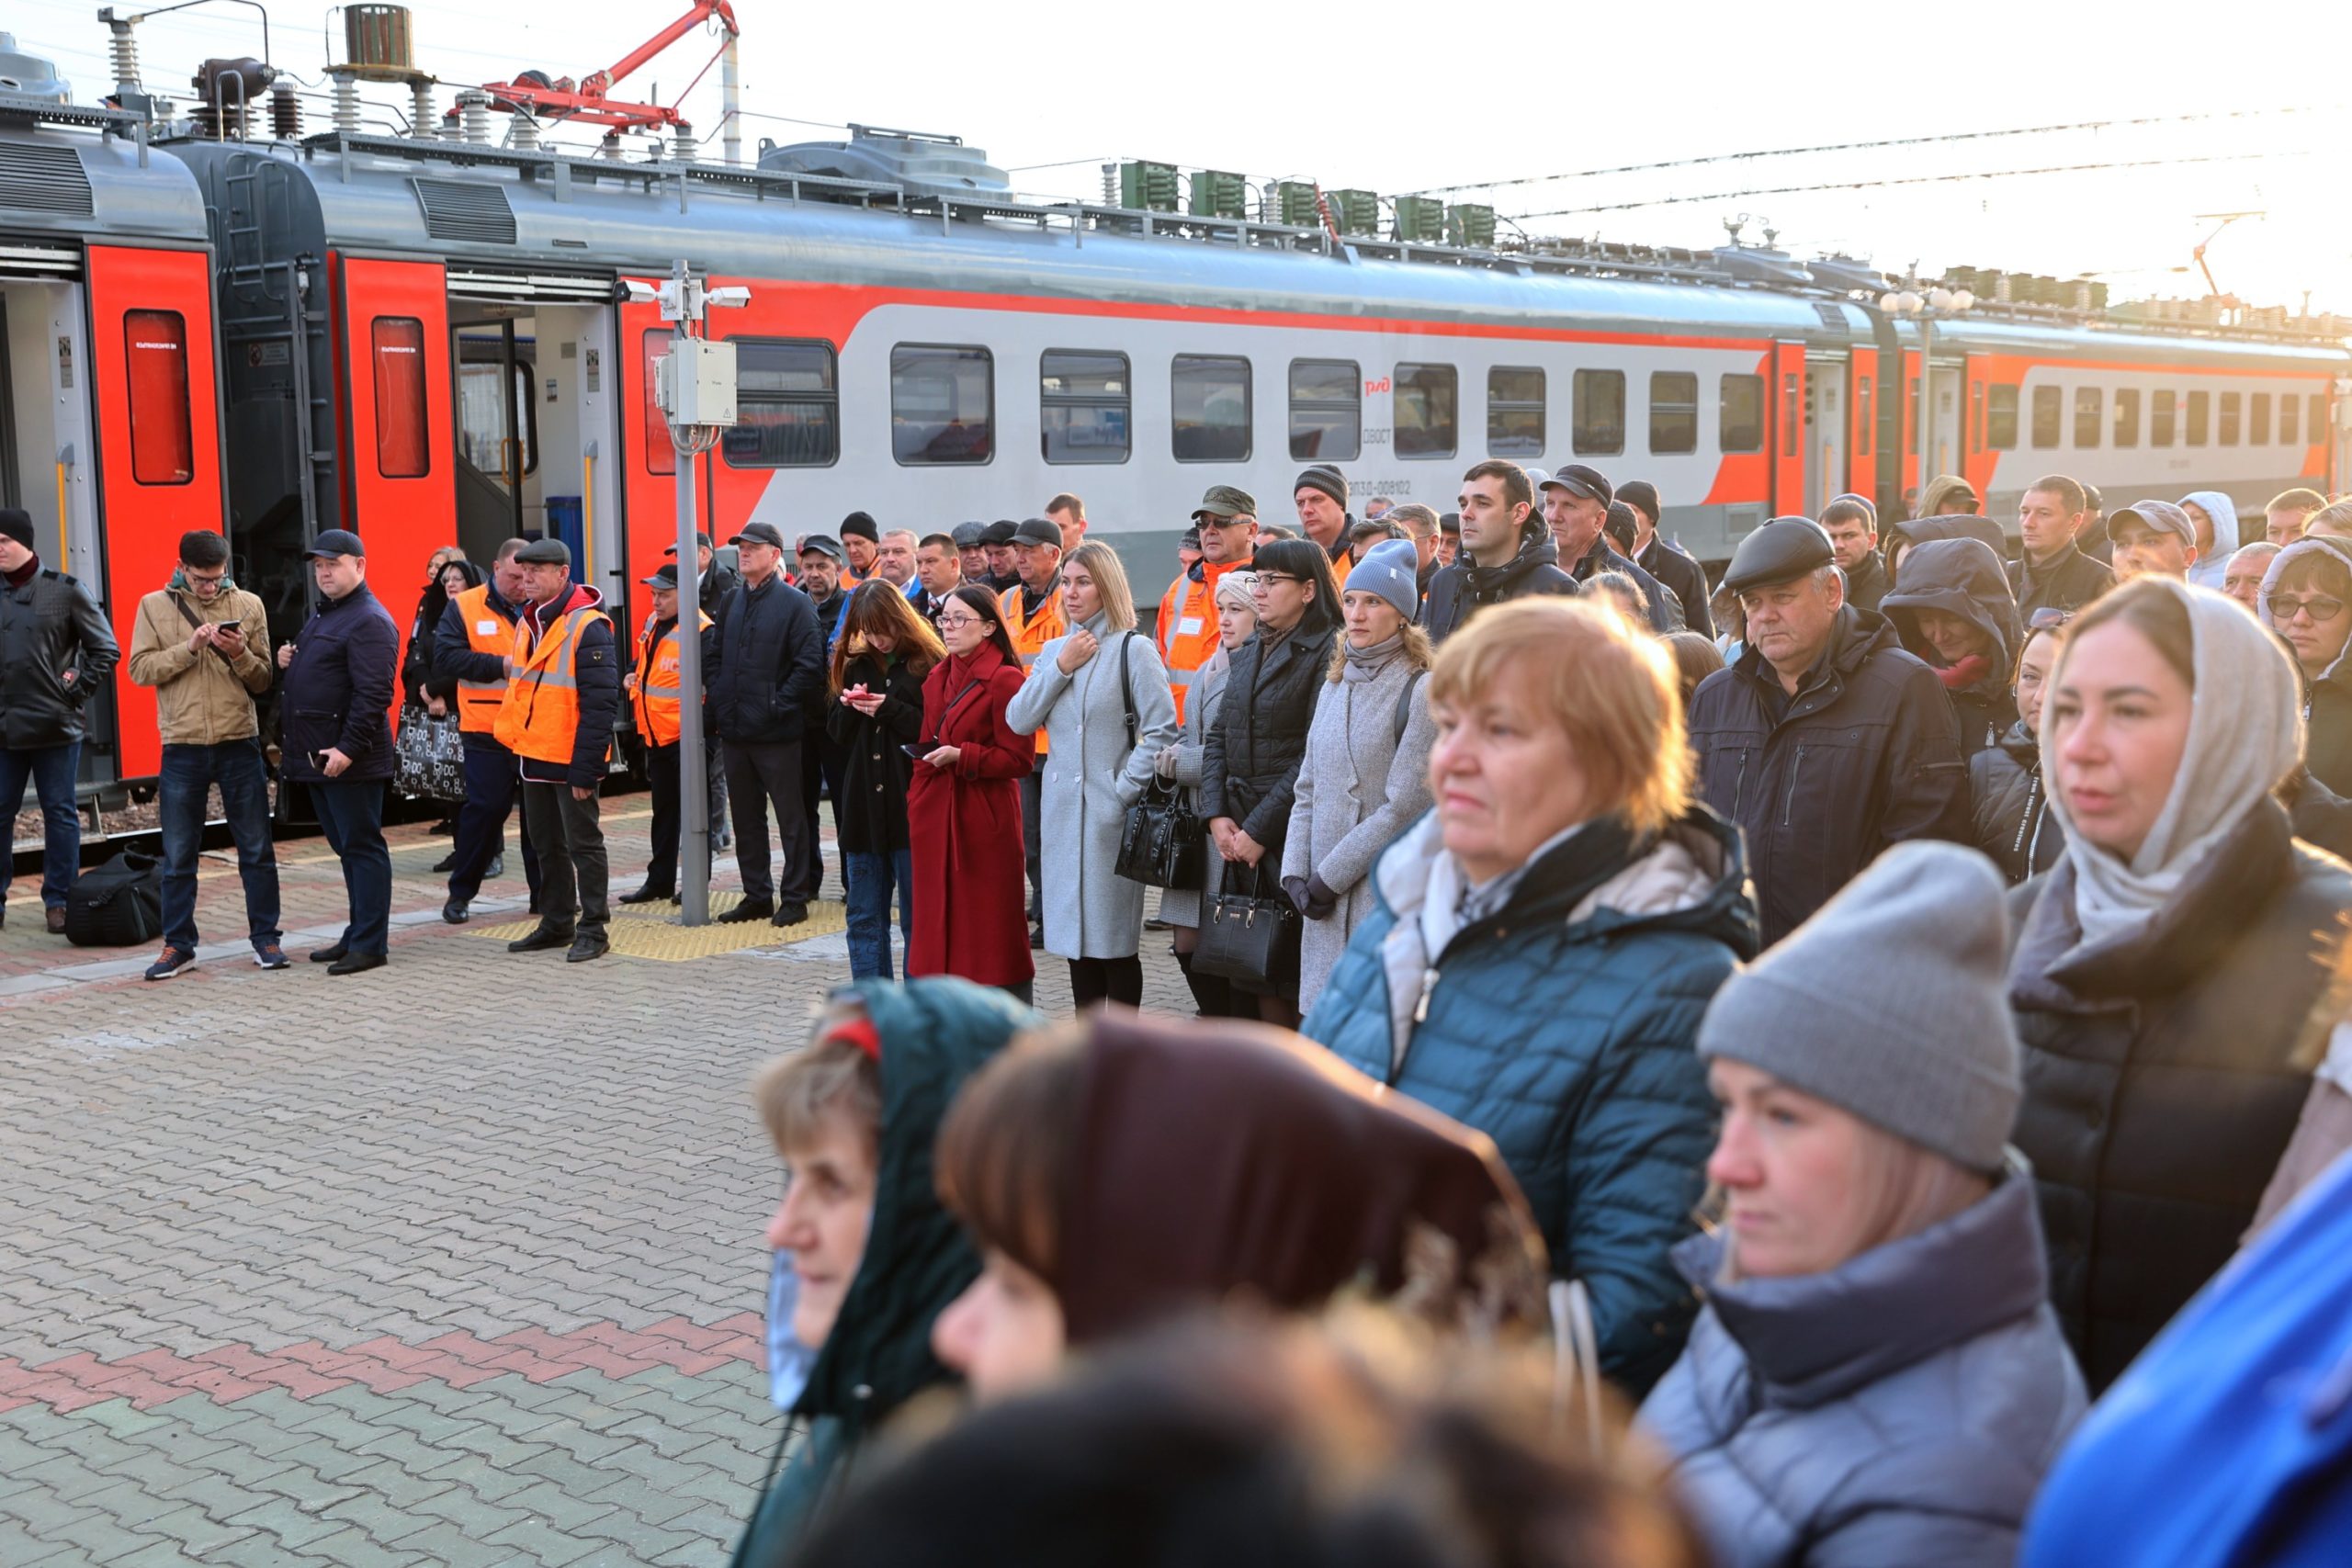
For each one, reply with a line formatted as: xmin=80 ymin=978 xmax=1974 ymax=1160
xmin=1192 ymin=859 xmax=1299 ymax=986
xmin=1116 ymin=773 xmax=1203 ymax=889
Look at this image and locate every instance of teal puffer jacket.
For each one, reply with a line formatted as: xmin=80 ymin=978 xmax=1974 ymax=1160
xmin=1302 ymin=807 xmax=1757 ymax=1394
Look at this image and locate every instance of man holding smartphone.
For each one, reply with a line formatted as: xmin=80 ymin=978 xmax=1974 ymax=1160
xmin=126 ymin=529 xmax=286 ymax=979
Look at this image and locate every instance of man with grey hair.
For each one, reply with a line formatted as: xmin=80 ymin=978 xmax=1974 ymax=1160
xmin=1686 ymin=517 xmax=1971 ymax=944
xmin=874 ymin=528 xmax=920 ymax=593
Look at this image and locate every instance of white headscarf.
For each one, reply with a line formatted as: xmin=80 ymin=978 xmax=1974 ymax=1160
xmin=2040 ymin=579 xmax=2304 ymax=953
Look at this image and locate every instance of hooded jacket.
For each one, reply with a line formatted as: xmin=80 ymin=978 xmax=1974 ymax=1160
xmin=126 ymin=570 xmax=274 ymax=747
xmin=2262 ymin=534 xmax=2352 ymax=797
xmin=1970 ymin=721 xmax=2064 ymax=886
xmin=1642 ymin=1170 xmax=2086 ymax=1568
xmin=0 ymin=559 xmax=119 ymax=749
xmin=1885 ymin=513 xmax=2009 ymax=572
xmin=1420 ymin=528 xmax=1574 ymax=643
xmin=1305 ymin=807 xmax=1758 ymax=1393
xmin=1881 ymin=536 xmax=2022 ymax=755
xmin=1686 ymin=604 xmax=1972 ymax=946
xmin=2181 ymin=491 xmax=2240 ymax=591
xmin=1057 ymin=1011 xmax=1546 ymax=1346
xmin=729 ymin=979 xmax=1039 ymax=1568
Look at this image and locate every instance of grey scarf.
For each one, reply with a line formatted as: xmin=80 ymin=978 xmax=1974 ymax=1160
xmin=1341 ymin=632 xmax=1404 ymax=683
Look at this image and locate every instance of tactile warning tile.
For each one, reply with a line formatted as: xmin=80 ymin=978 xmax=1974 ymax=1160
xmin=469 ymin=890 xmax=846 ymax=962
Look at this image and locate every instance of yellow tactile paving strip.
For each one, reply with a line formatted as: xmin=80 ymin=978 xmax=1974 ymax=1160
xmin=469 ymin=890 xmax=847 ymax=962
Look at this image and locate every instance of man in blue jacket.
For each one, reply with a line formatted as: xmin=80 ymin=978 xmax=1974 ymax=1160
xmin=709 ymin=522 xmax=826 ymax=928
xmin=277 ymin=529 xmax=400 ymax=975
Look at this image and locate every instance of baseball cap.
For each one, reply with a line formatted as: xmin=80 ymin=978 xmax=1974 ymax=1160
xmin=514 ymin=537 xmax=571 ymax=567
xmin=304 ymin=528 xmax=366 ymax=559
xmin=1012 ymin=517 xmax=1062 ymax=548
xmin=1193 ymin=484 xmax=1258 ymax=522
xmin=1543 ymin=464 xmax=1614 ymax=508
xmin=2111 ymin=500 xmax=2196 ymax=548
xmin=980 ymin=519 xmax=1019 ymax=547
xmin=797 ymin=534 xmax=847 ymax=564
xmin=642 ymin=563 xmax=681 ymax=588
xmin=729 ymin=522 xmax=786 ymax=550
xmin=662 ymin=530 xmax=714 ymax=558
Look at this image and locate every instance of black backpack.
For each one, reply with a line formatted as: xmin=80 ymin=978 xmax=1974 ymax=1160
xmin=63 ymin=850 xmax=164 ymax=948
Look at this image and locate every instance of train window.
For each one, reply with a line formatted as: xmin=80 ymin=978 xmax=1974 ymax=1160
xmin=370 ymin=317 xmax=429 ymax=480
xmin=1039 ymin=349 xmax=1129 ymax=466
xmin=1647 ymin=371 xmax=1696 ymax=455
xmin=2113 ymin=389 xmax=2140 ymax=447
xmin=1721 ymin=374 xmax=1764 ymax=454
xmin=125 ymin=309 xmax=195 ymax=486
xmin=2251 ymin=391 xmax=2271 ymax=446
xmin=2309 ymin=393 xmax=2325 ymax=447
xmin=1857 ymin=376 xmax=1872 ymax=457
xmin=1487 ymin=366 xmax=1544 ymax=457
xmin=1288 ymin=359 xmax=1361 ymax=461
xmin=1394 ymin=362 xmax=1458 ymax=458
xmin=456 ymin=355 xmax=537 ymax=479
xmin=1783 ymin=373 xmax=1801 ymax=458
xmin=2283 ymin=393 xmax=2301 ymax=446
xmin=1986 ymin=384 xmax=2018 ymax=451
xmin=2219 ymin=390 xmax=2242 ymax=446
xmin=1571 ymin=368 xmax=1626 ymax=455
xmin=2075 ymin=388 xmax=2103 ymax=450
xmin=1172 ymin=355 xmax=1251 ymax=463
xmin=2151 ymin=389 xmax=2176 ymax=446
xmin=891 ymin=344 xmax=994 ymax=466
xmin=2030 ymin=387 xmax=2062 ymax=448
xmin=723 ymin=339 xmax=839 ymax=469
xmin=2186 ymin=390 xmax=2210 ymax=446
xmin=642 ymin=329 xmax=675 ymax=476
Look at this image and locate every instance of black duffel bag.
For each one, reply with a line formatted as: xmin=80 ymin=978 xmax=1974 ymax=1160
xmin=64 ymin=850 xmax=164 ymax=948
xmin=1191 ymin=859 xmax=1299 ymax=987
xmin=1115 ymin=773 xmax=1204 ymax=891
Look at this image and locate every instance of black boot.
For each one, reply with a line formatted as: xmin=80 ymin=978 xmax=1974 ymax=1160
xmin=1174 ymin=948 xmax=1233 ymax=1019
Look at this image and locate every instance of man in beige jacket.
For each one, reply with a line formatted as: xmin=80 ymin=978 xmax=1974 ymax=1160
xmin=125 ymin=529 xmax=284 ymax=979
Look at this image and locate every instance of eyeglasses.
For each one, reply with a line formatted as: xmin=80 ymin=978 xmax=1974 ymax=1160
xmin=1252 ymin=573 xmax=1305 ymax=589
xmin=2266 ymin=594 xmax=2346 ymax=623
xmin=185 ymin=570 xmax=229 ymax=585
xmin=2027 ymin=607 xmax=2075 ymax=630
xmin=936 ymin=614 xmax=985 ymax=630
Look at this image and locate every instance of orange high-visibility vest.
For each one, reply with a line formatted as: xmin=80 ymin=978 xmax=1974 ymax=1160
xmin=451 ymin=582 xmax=518 ymax=735
xmin=632 ymin=609 xmax=713 ymax=748
xmin=493 ymin=601 xmax=607 ymax=766
xmin=1003 ymin=578 xmax=1067 ymax=756
xmin=1156 ymin=558 xmax=1238 ymax=725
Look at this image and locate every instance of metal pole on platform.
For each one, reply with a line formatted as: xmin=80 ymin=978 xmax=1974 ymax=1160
xmin=672 ymin=260 xmax=711 ymax=927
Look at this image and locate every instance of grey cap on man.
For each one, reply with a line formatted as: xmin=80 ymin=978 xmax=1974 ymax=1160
xmin=1721 ymin=517 xmax=1837 ymax=594
xmin=513 ymin=537 xmax=571 ymax=567
xmin=2112 ymin=500 xmax=2196 ymax=549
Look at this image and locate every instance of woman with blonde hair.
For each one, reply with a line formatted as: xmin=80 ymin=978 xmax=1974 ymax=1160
xmin=1282 ymin=540 xmax=1437 ymax=1014
xmin=1007 ymin=539 xmax=1178 ymax=1010
xmin=1305 ymin=596 xmax=1759 ymax=1394
xmin=1157 ymin=568 xmax=1258 ymax=1017
xmin=827 ymin=581 xmax=947 ymax=980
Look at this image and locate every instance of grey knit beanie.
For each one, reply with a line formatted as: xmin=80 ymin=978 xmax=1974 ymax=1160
xmin=1695 ymin=841 xmax=2021 ymax=1173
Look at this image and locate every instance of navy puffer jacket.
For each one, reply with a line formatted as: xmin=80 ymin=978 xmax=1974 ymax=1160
xmin=1302 ymin=806 xmax=1757 ymax=1394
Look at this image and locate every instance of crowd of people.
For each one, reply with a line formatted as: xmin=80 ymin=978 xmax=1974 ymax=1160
xmin=10 ymin=444 xmax=2352 ymax=1562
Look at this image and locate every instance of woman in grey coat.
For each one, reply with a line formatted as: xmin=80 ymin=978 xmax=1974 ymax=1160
xmin=1157 ymin=570 xmax=1257 ymax=1018
xmin=1641 ymin=842 xmax=2085 ymax=1568
xmin=1282 ymin=541 xmax=1437 ymax=1016
xmin=1007 ymin=541 xmax=1178 ymax=1010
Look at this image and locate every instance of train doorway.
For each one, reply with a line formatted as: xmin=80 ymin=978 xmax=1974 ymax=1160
xmin=0 ymin=265 xmax=96 ymax=580
xmin=1805 ymin=357 xmax=1846 ymax=517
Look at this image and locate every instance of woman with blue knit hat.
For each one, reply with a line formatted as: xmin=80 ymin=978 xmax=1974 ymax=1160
xmin=1282 ymin=539 xmax=1436 ymax=1014
xmin=1641 ymin=840 xmax=2086 ymax=1568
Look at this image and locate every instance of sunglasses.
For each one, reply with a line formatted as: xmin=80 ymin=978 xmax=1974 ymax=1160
xmin=2266 ymin=594 xmax=2347 ymax=623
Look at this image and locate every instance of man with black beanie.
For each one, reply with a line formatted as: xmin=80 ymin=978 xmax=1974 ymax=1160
xmin=1617 ymin=480 xmax=1715 ymax=639
xmin=0 ymin=507 xmax=119 ymax=933
xmin=838 ymin=511 xmax=880 ymax=582
xmin=1293 ymin=466 xmax=1354 ymax=562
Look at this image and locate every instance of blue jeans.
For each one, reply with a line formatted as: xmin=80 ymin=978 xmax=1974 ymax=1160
xmin=309 ymin=778 xmax=390 ymax=956
xmin=0 ymin=741 xmax=81 ymax=909
xmin=159 ymin=740 xmax=281 ymax=953
xmin=843 ymin=847 xmax=913 ymax=980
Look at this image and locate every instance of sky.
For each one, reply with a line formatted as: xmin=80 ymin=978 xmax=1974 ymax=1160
xmin=14 ymin=0 xmax=2352 ymax=314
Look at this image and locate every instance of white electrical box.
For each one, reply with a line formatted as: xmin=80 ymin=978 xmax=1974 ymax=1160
xmin=653 ymin=337 xmax=739 ymax=428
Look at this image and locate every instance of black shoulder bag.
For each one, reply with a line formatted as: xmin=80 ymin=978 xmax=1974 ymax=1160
xmin=1112 ymin=635 xmax=1203 ymax=890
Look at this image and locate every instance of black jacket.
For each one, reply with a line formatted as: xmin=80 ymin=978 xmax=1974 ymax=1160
xmin=281 ymin=581 xmax=401 ymax=783
xmin=1970 ymin=721 xmax=2064 ymax=886
xmin=700 ymin=558 xmax=742 ymax=626
xmin=2301 ymin=654 xmax=2352 ymax=801
xmin=1199 ymin=618 xmax=1340 ymax=857
xmin=0 ymin=562 xmax=119 ymax=749
xmin=824 ymin=649 xmax=927 ymax=853
xmin=404 ymin=562 xmax=482 ymax=708
xmin=1567 ymin=534 xmax=1684 ymax=634
xmin=2007 ymin=539 xmax=2115 ymax=622
xmin=1881 ymin=536 xmax=2022 ymax=757
xmin=708 ymin=574 xmax=826 ymax=746
xmin=1840 ymin=548 xmax=1891 ymax=615
xmin=1637 ymin=536 xmax=1714 ymax=639
xmin=2009 ymin=801 xmax=2352 ymax=1391
xmin=427 ymin=580 xmax=523 ymax=709
xmin=1687 ymin=604 xmax=1972 ymax=946
xmin=1422 ymin=532 xmax=1575 ymax=643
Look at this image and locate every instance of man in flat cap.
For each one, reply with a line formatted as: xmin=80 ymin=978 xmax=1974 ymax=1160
xmin=707 ymin=522 xmax=825 ymax=927
xmin=1686 ymin=516 xmax=1971 ymax=944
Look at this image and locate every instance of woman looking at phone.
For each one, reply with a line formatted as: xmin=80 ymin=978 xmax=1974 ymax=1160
xmin=828 ymin=581 xmax=947 ymax=981
xmin=906 ymin=586 xmax=1037 ymax=1004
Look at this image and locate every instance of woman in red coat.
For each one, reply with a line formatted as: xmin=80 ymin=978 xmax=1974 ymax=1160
xmin=907 ymin=585 xmax=1036 ymax=1001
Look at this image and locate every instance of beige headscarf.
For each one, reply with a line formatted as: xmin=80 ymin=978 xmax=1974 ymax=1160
xmin=2040 ymin=578 xmax=2304 ymax=953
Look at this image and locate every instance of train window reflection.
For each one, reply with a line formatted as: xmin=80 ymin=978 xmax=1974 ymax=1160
xmin=1720 ymin=374 xmax=1764 ymax=454
xmin=126 ymin=309 xmax=195 ymax=486
xmin=2283 ymin=393 xmax=2301 ymax=446
xmin=2186 ymin=390 xmax=2210 ymax=446
xmin=891 ymin=344 xmax=994 ymax=466
xmin=1573 ymin=368 xmax=1625 ymax=456
xmin=2219 ymin=391 xmax=2241 ymax=446
xmin=1857 ymin=376 xmax=1872 ymax=457
xmin=1986 ymin=384 xmax=2018 ymax=451
xmin=2074 ymin=388 xmax=2102 ymax=450
xmin=1172 ymin=355 xmax=1250 ymax=463
xmin=1487 ymin=367 xmax=1544 ymax=457
xmin=2251 ymin=391 xmax=2271 ymax=446
xmin=2152 ymin=389 xmax=2176 ymax=447
xmin=1288 ymin=359 xmax=1360 ymax=462
xmin=2030 ymin=386 xmax=2061 ymax=448
xmin=724 ymin=339 xmax=839 ymax=468
xmin=370 ymin=316 xmax=428 ymax=480
xmin=1647 ymin=371 xmax=1696 ymax=455
xmin=1040 ymin=349 xmax=1129 ymax=466
xmin=2310 ymin=394 xmax=2325 ymax=448
xmin=2113 ymin=389 xmax=2140 ymax=447
xmin=1394 ymin=363 xmax=1458 ymax=459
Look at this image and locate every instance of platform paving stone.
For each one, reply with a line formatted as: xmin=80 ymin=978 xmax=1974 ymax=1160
xmin=2 ymin=794 xmax=1196 ymax=1562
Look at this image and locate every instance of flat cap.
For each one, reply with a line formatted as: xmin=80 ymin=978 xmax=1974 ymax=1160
xmin=513 ymin=536 xmax=571 ymax=566
xmin=1722 ymin=516 xmax=1836 ymax=593
xmin=1543 ymin=463 xmax=1613 ymax=508
xmin=951 ymin=521 xmax=989 ymax=548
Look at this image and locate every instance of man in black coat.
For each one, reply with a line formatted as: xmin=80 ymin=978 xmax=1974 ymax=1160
xmin=707 ymin=522 xmax=826 ymax=928
xmin=277 ymin=529 xmax=401 ymax=974
xmin=2009 ymin=473 xmax=2115 ymax=619
xmin=0 ymin=507 xmax=119 ymax=933
xmin=1686 ymin=518 xmax=1972 ymax=945
xmin=1617 ymin=480 xmax=1714 ymax=639
xmin=1539 ymin=466 xmax=1682 ymax=633
xmin=1422 ymin=461 xmax=1574 ymax=643
xmin=1819 ymin=492 xmax=1891 ymax=615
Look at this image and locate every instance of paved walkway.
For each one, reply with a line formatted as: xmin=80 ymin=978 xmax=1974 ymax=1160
xmin=0 ymin=795 xmax=1193 ymax=1565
